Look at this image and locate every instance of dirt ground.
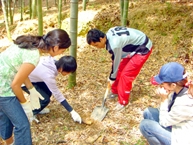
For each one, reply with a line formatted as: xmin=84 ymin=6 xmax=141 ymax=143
xmin=0 ymin=0 xmax=193 ymax=145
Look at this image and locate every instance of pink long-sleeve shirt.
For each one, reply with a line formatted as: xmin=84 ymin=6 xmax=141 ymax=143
xmin=29 ymin=56 xmax=66 ymax=103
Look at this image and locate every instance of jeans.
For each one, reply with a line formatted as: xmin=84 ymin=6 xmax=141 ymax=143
xmin=22 ymin=82 xmax=52 ymax=115
xmin=139 ymin=107 xmax=171 ymax=145
xmin=0 ymin=96 xmax=32 ymax=145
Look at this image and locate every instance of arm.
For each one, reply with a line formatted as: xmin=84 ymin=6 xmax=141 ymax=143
xmin=24 ymin=77 xmax=34 ymax=90
xmin=106 ymin=29 xmax=125 ymax=81
xmin=159 ymin=95 xmax=193 ymax=127
xmin=44 ymin=79 xmax=74 ymax=112
xmin=61 ymin=99 xmax=73 ymax=112
xmin=24 ymin=77 xmax=44 ymax=110
xmin=42 ymin=77 xmax=81 ymax=123
xmin=43 ymin=77 xmax=66 ymax=102
xmin=11 ymin=63 xmax=35 ymax=122
xmin=61 ymin=99 xmax=81 ymax=124
xmin=188 ymin=81 xmax=193 ymax=97
xmin=109 ymin=47 xmax=122 ymax=80
xmin=11 ymin=63 xmax=35 ymax=103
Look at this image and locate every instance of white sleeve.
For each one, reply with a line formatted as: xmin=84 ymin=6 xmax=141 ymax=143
xmin=159 ymin=95 xmax=193 ymax=127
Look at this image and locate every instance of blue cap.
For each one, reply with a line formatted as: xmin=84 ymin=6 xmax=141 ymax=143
xmin=153 ymin=62 xmax=185 ymax=84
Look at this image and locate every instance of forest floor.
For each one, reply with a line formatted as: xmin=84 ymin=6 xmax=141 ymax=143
xmin=0 ymin=0 xmax=193 ymax=145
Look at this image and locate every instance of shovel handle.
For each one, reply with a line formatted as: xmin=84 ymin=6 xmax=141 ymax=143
xmin=104 ymin=82 xmax=111 ymax=99
xmin=102 ymin=82 xmax=111 ymax=107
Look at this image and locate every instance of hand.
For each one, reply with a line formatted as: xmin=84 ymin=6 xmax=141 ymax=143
xmin=188 ymin=81 xmax=193 ymax=97
xmin=155 ymin=87 xmax=169 ymax=102
xmin=29 ymin=87 xmax=44 ymax=110
xmin=108 ymin=78 xmax=114 ymax=86
xmin=21 ymin=101 xmax=33 ymax=122
xmin=70 ymin=110 xmax=82 ymax=123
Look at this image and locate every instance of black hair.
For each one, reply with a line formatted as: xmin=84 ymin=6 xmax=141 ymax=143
xmin=86 ymin=28 xmax=106 ymax=44
xmin=55 ymin=56 xmax=77 ymax=73
xmin=13 ymin=29 xmax=71 ymax=51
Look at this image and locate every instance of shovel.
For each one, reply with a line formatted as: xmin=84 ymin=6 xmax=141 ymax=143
xmin=91 ymin=83 xmax=111 ymax=121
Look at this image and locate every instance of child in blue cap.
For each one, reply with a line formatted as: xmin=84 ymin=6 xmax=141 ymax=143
xmin=139 ymin=62 xmax=193 ymax=145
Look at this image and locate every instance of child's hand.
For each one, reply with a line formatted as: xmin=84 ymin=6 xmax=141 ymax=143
xmin=155 ymin=87 xmax=169 ymax=102
xmin=188 ymin=81 xmax=193 ymax=97
xmin=108 ymin=78 xmax=114 ymax=86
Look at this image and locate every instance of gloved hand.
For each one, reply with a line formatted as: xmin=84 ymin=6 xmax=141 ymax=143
xmin=21 ymin=101 xmax=33 ymax=122
xmin=29 ymin=87 xmax=44 ymax=110
xmin=70 ymin=110 xmax=82 ymax=124
xmin=187 ymin=80 xmax=193 ymax=97
xmin=108 ymin=78 xmax=115 ymax=86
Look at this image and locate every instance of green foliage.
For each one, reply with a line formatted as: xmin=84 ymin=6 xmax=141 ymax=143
xmin=120 ymin=141 xmax=130 ymax=145
xmin=63 ymin=126 xmax=69 ymax=131
xmin=134 ymin=139 xmax=147 ymax=145
xmin=119 ymin=139 xmax=146 ymax=145
xmin=127 ymin=2 xmax=193 ymax=56
xmin=77 ymin=22 xmax=90 ymax=36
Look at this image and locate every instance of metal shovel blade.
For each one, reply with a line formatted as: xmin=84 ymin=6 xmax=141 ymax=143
xmin=91 ymin=83 xmax=110 ymax=121
xmin=91 ymin=105 xmax=109 ymax=121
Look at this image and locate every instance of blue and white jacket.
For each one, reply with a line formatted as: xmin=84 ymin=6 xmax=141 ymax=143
xmin=160 ymin=87 xmax=193 ymax=145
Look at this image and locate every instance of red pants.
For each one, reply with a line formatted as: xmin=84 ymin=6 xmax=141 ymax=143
xmin=111 ymin=48 xmax=152 ymax=105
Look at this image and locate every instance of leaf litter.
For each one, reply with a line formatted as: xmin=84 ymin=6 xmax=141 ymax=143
xmin=0 ymin=0 xmax=193 ymax=144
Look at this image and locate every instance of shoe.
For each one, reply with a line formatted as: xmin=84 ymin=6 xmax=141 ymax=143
xmin=38 ymin=108 xmax=50 ymax=114
xmin=32 ymin=115 xmax=40 ymax=123
xmin=108 ymin=91 xmax=118 ymax=99
xmin=113 ymin=103 xmax=125 ymax=111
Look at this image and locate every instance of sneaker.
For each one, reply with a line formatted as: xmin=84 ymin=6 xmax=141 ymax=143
xmin=38 ymin=108 xmax=50 ymax=114
xmin=113 ymin=103 xmax=125 ymax=111
xmin=32 ymin=115 xmax=40 ymax=123
xmin=108 ymin=91 xmax=118 ymax=99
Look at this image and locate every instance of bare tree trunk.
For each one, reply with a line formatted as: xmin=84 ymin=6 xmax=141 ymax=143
xmin=29 ymin=0 xmax=32 ymax=19
xmin=19 ymin=0 xmax=24 ymax=21
xmin=122 ymin=0 xmax=129 ymax=26
xmin=46 ymin=0 xmax=49 ymax=10
xmin=68 ymin=0 xmax=78 ymax=88
xmin=8 ymin=0 xmax=13 ymax=24
xmin=82 ymin=0 xmax=87 ymax=11
xmin=37 ymin=0 xmax=43 ymax=35
xmin=32 ymin=0 xmax=37 ymax=18
xmin=1 ymin=0 xmax=11 ymax=39
xmin=58 ymin=0 xmax=62 ymax=28
xmin=120 ymin=0 xmax=124 ymax=17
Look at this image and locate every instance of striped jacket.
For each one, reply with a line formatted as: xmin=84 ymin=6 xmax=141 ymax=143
xmin=105 ymin=26 xmax=153 ymax=80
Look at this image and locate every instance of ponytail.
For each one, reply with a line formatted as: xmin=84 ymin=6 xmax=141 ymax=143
xmin=13 ymin=29 xmax=71 ymax=51
xmin=13 ymin=35 xmax=43 ymax=49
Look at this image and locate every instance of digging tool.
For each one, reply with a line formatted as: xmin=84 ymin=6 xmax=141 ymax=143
xmin=91 ymin=83 xmax=111 ymax=121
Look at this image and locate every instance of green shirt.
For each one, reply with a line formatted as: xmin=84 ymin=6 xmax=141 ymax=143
xmin=0 ymin=44 xmax=40 ymax=97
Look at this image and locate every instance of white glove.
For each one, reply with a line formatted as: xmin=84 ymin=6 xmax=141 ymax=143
xmin=70 ymin=110 xmax=82 ymax=124
xmin=29 ymin=87 xmax=44 ymax=110
xmin=108 ymin=78 xmax=115 ymax=85
xmin=21 ymin=101 xmax=33 ymax=122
